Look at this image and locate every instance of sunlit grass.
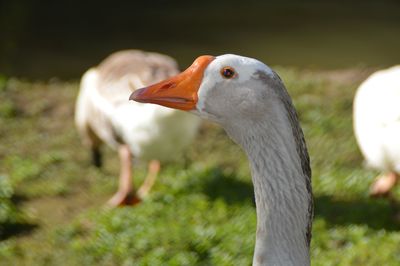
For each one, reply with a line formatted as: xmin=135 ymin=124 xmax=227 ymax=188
xmin=1 ymin=68 xmax=400 ymax=265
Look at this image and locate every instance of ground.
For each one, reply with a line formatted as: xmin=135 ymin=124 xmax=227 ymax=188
xmin=1 ymin=68 xmax=400 ymax=265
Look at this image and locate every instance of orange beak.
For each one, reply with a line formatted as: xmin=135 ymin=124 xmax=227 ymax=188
xmin=129 ymin=55 xmax=215 ymax=111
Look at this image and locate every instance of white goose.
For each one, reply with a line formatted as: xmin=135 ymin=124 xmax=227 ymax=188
xmin=75 ymin=50 xmax=200 ymax=206
xmin=130 ymin=54 xmax=313 ymax=265
xmin=353 ymin=66 xmax=400 ymax=196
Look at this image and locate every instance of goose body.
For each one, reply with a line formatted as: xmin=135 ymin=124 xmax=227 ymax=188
xmin=353 ymin=66 xmax=400 ymax=195
xmin=75 ymin=50 xmax=200 ymax=205
xmin=130 ymin=54 xmax=313 ymax=265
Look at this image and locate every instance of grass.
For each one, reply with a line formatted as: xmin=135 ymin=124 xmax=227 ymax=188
xmin=1 ymin=67 xmax=400 ymax=265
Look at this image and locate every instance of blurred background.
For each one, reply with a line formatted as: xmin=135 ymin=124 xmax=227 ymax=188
xmin=1 ymin=0 xmax=400 ymax=265
xmin=1 ymin=0 xmax=400 ymax=79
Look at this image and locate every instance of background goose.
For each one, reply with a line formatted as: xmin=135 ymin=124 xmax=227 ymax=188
xmin=130 ymin=54 xmax=313 ymax=266
xmin=75 ymin=50 xmax=200 ymax=206
xmin=353 ymin=66 xmax=400 ymax=196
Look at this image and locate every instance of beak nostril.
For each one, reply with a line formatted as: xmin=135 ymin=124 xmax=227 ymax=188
xmin=160 ymin=82 xmax=176 ymax=90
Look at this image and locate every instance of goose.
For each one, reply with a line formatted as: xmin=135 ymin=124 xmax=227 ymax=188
xmin=130 ymin=54 xmax=313 ymax=265
xmin=75 ymin=50 xmax=200 ymax=206
xmin=353 ymin=66 xmax=400 ymax=196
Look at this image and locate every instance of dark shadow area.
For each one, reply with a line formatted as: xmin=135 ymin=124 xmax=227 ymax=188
xmin=198 ymin=167 xmax=255 ymax=206
xmin=314 ymin=194 xmax=400 ymax=231
xmin=0 ymin=222 xmax=37 ymax=241
xmin=10 ymin=193 xmax=29 ymax=205
xmin=0 ymin=194 xmax=38 ymax=240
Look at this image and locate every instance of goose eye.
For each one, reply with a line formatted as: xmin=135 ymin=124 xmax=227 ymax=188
xmin=220 ymin=67 xmax=236 ymax=79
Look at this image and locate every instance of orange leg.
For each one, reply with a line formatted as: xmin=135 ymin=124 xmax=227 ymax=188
xmin=107 ymin=145 xmax=140 ymax=207
xmin=137 ymin=160 xmax=160 ymax=199
xmin=107 ymin=146 xmax=160 ymax=207
xmin=370 ymin=172 xmax=399 ymax=197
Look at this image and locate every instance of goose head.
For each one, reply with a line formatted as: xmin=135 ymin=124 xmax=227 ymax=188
xmin=130 ymin=54 xmax=287 ymax=142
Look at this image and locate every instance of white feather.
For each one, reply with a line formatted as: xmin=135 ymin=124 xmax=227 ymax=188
xmin=354 ymin=66 xmax=400 ymax=172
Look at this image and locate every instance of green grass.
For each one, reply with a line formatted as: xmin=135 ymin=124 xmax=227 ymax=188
xmin=1 ymin=68 xmax=400 ymax=265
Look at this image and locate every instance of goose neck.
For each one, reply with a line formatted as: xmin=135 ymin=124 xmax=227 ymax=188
xmin=233 ymin=123 xmax=311 ymax=266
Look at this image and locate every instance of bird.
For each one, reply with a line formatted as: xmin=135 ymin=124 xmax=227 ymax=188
xmin=75 ymin=50 xmax=201 ymax=207
xmin=130 ymin=54 xmax=313 ymax=266
xmin=353 ymin=65 xmax=400 ymax=197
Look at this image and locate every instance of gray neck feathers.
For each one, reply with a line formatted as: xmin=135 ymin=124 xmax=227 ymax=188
xmin=244 ymin=121 xmax=311 ymax=266
xmin=223 ymin=73 xmax=312 ymax=266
